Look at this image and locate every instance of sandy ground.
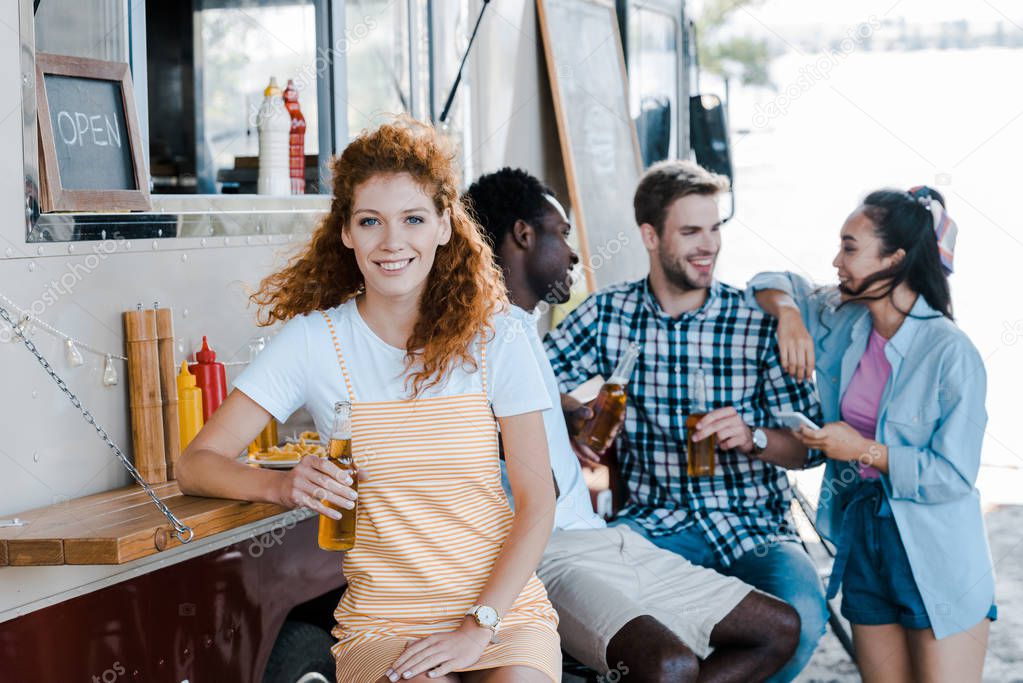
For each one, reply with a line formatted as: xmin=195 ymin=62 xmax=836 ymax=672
xmin=563 ymin=504 xmax=1021 ymax=682
xmin=796 ymin=505 xmax=1023 ymax=682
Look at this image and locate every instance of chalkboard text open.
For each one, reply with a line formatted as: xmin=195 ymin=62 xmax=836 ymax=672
xmin=35 ymin=53 xmax=150 ymax=213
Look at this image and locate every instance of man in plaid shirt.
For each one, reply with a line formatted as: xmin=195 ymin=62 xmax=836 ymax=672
xmin=544 ymin=160 xmax=828 ymax=682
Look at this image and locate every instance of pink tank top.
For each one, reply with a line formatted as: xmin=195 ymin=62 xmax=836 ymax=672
xmin=840 ymin=329 xmax=891 ymax=479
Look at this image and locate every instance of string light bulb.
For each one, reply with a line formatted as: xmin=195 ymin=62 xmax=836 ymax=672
xmin=65 ymin=338 xmax=84 ymax=367
xmin=102 ymin=354 xmax=118 ymax=386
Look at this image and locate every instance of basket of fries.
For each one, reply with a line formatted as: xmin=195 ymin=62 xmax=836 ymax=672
xmin=246 ymin=431 xmax=326 ymax=468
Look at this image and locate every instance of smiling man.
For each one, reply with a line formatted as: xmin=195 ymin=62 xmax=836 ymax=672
xmin=543 ymin=160 xmax=829 ymax=682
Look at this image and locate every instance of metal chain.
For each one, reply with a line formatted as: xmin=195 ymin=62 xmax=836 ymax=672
xmin=0 ymin=304 xmax=194 ymax=543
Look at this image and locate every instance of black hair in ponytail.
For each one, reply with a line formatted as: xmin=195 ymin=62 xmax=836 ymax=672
xmin=840 ymin=187 xmax=953 ymax=320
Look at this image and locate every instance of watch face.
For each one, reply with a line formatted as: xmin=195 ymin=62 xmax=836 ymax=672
xmin=476 ymin=606 xmax=499 ymax=627
xmin=753 ymin=429 xmax=768 ymax=449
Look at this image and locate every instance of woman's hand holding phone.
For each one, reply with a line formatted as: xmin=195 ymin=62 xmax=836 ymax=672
xmin=793 ymin=420 xmax=887 ymax=470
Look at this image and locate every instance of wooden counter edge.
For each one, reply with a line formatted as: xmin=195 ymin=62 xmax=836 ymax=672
xmin=1 ymin=482 xmax=291 ymax=566
xmin=63 ymin=500 xmax=289 ymax=565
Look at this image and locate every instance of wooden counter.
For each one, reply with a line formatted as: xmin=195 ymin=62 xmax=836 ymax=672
xmin=0 ymin=482 xmax=286 ymax=566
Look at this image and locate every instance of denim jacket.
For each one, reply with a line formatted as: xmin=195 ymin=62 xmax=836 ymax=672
xmin=747 ymin=271 xmax=995 ymax=639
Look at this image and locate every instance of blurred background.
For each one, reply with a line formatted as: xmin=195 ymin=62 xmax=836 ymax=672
xmin=690 ymin=1 xmax=1023 ymax=679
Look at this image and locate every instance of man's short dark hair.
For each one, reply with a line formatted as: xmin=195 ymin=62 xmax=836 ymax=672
xmin=463 ymin=168 xmax=556 ymax=254
xmin=634 ymin=160 xmax=729 ymax=234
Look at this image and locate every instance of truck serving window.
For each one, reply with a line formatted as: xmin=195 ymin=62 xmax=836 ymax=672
xmin=151 ymin=1 xmax=320 ymax=195
xmin=147 ymin=0 xmax=332 ymax=196
xmin=23 ymin=0 xmax=432 ymax=244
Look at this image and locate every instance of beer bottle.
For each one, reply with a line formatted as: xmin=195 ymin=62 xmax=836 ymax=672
xmin=686 ymin=367 xmax=716 ymax=477
xmin=578 ymin=342 xmax=640 ymax=453
xmin=318 ymin=401 xmax=358 ymax=551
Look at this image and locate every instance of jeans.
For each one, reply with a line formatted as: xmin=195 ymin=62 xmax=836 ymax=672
xmin=612 ymin=518 xmax=828 ymax=683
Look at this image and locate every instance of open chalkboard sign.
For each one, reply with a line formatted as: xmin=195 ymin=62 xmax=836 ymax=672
xmin=35 ymin=53 xmax=150 ymax=212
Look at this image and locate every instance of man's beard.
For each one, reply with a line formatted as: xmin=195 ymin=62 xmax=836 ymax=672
xmin=661 ymin=251 xmax=714 ymax=291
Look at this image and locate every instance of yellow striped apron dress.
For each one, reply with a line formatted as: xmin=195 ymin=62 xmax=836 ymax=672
xmin=320 ymin=312 xmax=561 ymax=682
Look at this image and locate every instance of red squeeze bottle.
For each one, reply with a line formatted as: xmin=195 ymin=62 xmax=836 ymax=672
xmin=283 ymin=79 xmax=306 ymax=195
xmin=189 ymin=336 xmax=228 ymax=421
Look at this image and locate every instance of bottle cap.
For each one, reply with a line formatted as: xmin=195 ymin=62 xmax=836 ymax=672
xmin=264 ymin=77 xmax=281 ymax=97
xmin=195 ymin=336 xmax=217 ymax=363
xmin=177 ymin=360 xmax=197 ymax=388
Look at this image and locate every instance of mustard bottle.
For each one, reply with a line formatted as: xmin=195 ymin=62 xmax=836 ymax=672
xmin=177 ymin=361 xmax=205 ymax=449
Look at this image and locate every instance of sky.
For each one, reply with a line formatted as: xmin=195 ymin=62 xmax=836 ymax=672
xmin=693 ymin=0 xmax=1023 ymax=29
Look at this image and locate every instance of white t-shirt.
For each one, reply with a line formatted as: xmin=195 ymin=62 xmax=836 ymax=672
xmin=509 ymin=306 xmax=605 ymax=532
xmin=233 ymin=299 xmax=551 ymax=441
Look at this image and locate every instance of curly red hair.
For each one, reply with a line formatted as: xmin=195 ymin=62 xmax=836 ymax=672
xmin=251 ymin=118 xmax=506 ymax=396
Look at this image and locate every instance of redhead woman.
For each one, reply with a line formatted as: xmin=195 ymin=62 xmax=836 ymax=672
xmin=747 ymin=187 xmax=995 ymax=682
xmin=178 ymin=119 xmax=561 ymax=683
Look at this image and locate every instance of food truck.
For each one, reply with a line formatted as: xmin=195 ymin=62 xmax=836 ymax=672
xmin=0 ymin=1 xmax=730 ymax=680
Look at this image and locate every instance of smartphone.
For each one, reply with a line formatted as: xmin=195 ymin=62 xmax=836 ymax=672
xmin=774 ymin=411 xmax=822 ymax=432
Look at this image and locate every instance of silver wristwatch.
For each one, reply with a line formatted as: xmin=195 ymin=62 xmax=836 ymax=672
xmin=751 ymin=427 xmax=768 ymax=455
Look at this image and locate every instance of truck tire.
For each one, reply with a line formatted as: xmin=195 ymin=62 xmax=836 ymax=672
xmin=263 ymin=620 xmax=336 ymax=683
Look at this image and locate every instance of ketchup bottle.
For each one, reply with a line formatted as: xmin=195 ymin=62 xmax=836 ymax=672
xmin=189 ymin=336 xmax=227 ymax=421
xmin=283 ymin=79 xmax=306 ymax=195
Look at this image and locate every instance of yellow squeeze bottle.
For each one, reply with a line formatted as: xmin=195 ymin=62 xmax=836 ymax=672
xmin=177 ymin=361 xmax=205 ymax=449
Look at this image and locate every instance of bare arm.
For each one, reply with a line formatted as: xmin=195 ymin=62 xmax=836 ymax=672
xmin=755 ymin=427 xmax=813 ymax=469
xmin=756 ymin=289 xmax=816 ymax=383
xmin=755 ymin=288 xmax=800 ymax=318
xmin=476 ymin=410 xmax=555 ymax=616
xmin=176 ymin=389 xmax=281 ymax=502
xmin=176 ymin=389 xmax=357 ymax=518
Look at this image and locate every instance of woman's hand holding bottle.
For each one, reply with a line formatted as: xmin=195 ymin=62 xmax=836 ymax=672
xmin=275 ymin=455 xmax=359 ymax=519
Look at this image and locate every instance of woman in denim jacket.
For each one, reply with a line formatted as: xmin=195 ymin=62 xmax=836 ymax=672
xmin=747 ymin=187 xmax=995 ymax=682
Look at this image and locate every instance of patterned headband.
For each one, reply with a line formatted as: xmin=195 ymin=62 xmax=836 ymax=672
xmin=908 ymin=185 xmax=957 ymax=275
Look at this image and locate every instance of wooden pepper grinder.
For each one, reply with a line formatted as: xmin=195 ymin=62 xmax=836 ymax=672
xmin=154 ymin=305 xmax=181 ymax=479
xmin=123 ymin=305 xmax=167 ymax=483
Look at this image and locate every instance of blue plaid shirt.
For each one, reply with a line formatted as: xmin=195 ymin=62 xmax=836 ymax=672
xmin=544 ymin=278 xmax=823 ymax=566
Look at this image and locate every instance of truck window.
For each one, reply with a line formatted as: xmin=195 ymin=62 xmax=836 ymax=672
xmin=627 ymin=3 xmax=682 ymax=165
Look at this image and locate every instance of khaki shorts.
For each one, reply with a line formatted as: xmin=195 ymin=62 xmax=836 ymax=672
xmin=537 ymin=525 xmax=753 ymax=672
